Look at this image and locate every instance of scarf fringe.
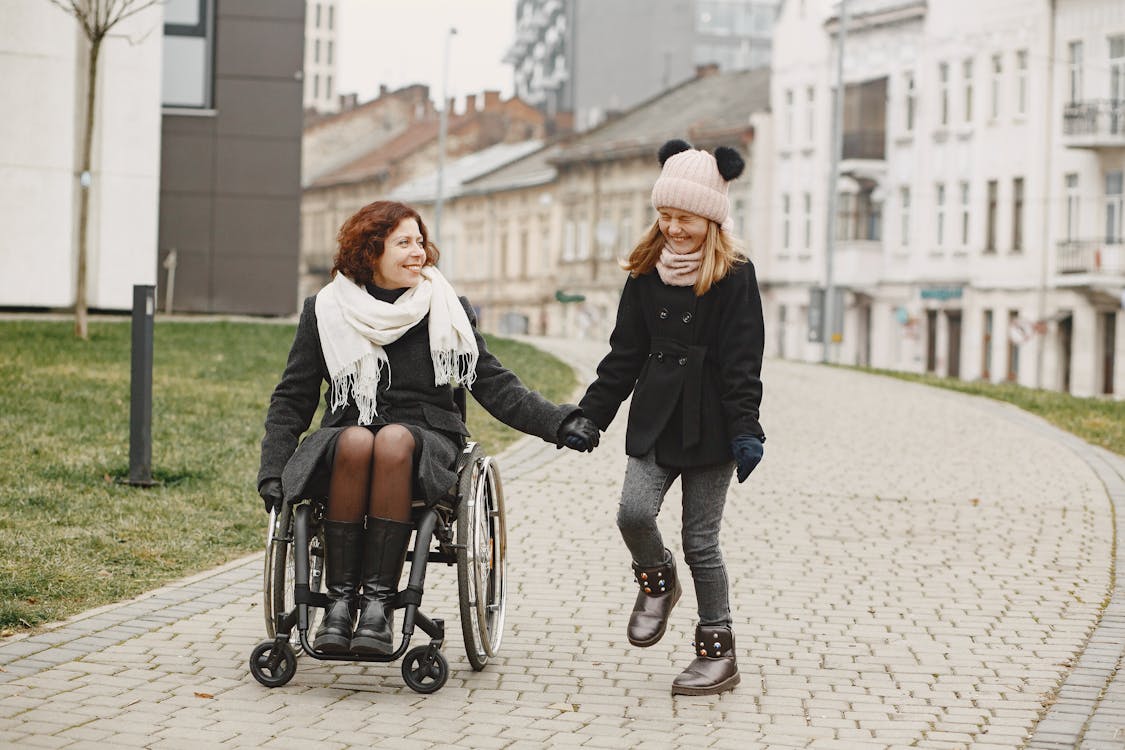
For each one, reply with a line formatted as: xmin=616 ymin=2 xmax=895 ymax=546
xmin=330 ymin=352 xmax=389 ymax=426
xmin=432 ymin=349 xmax=478 ymax=390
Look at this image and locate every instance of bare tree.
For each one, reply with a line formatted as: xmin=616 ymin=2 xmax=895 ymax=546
xmin=46 ymin=0 xmax=160 ymax=339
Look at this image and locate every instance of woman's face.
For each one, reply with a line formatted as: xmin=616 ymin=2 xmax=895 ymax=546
xmin=373 ymin=218 xmax=427 ymax=289
xmin=657 ymin=208 xmax=709 ymax=254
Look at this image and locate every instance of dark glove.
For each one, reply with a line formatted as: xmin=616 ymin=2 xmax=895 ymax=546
xmin=556 ymin=413 xmax=600 ymax=453
xmin=259 ymin=478 xmax=283 ymax=514
xmin=730 ymin=435 xmax=764 ymax=483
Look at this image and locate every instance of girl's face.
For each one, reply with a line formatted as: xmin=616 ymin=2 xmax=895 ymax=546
xmin=373 ymin=218 xmax=427 ymax=289
xmin=657 ymin=208 xmax=709 ymax=254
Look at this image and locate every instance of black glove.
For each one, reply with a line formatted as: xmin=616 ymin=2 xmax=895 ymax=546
xmin=259 ymin=478 xmax=283 ymax=514
xmin=730 ymin=435 xmax=764 ymax=483
xmin=556 ymin=413 xmax=600 ymax=453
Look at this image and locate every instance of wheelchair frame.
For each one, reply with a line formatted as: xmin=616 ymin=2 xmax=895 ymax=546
xmin=249 ymin=440 xmax=507 ymax=692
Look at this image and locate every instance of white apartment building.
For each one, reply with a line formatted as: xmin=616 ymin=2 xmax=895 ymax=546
xmin=765 ymin=0 xmax=1123 ymax=398
xmin=304 ymin=0 xmax=339 ymax=114
xmin=1 ymin=1 xmax=163 ymax=310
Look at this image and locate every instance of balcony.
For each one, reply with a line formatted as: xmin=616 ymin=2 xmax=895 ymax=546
xmin=1056 ymin=240 xmax=1125 ymax=287
xmin=1062 ymin=100 xmax=1125 ymax=150
xmin=833 ymin=239 xmax=883 ymax=288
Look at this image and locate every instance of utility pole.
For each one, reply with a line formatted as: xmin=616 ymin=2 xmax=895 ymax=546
xmin=823 ymin=0 xmax=848 ymax=363
xmin=434 ymin=26 xmax=457 ymax=249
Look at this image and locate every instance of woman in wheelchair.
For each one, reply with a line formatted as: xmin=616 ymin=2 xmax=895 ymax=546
xmin=257 ymin=200 xmax=599 ymax=656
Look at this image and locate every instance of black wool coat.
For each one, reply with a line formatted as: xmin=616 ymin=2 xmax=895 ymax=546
xmin=578 ymin=260 xmax=765 ymax=469
xmin=258 ymin=295 xmax=579 ymax=505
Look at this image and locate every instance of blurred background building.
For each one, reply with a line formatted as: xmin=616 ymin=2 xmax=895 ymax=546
xmin=504 ymin=0 xmax=781 ymax=131
xmin=303 ymin=0 xmax=340 ymax=116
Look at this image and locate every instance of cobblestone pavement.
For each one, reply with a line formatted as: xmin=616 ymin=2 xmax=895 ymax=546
xmin=2 ymin=338 xmax=1124 ymax=749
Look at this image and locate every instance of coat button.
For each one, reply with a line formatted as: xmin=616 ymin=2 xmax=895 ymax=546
xmin=656 ymin=352 xmax=664 ymax=362
xmin=681 ymin=312 xmax=693 ymax=324
xmin=678 ymin=357 xmax=687 ymax=366
xmin=658 ymin=308 xmax=669 ymax=319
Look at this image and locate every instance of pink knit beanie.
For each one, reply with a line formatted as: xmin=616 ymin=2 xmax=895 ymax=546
xmin=650 ymin=139 xmax=745 ymax=225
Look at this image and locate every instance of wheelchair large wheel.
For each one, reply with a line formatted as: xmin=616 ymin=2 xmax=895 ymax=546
xmin=455 ymin=450 xmax=507 ymax=671
xmin=263 ymin=503 xmax=324 ymax=655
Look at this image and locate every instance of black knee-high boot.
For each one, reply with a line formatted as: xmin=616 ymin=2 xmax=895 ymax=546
xmin=312 ymin=520 xmax=364 ymax=653
xmin=351 ymin=516 xmax=413 ymax=655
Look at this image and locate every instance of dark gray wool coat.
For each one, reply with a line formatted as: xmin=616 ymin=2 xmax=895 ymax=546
xmin=578 ymin=260 xmax=765 ymax=469
xmin=258 ymin=294 xmax=579 ymax=505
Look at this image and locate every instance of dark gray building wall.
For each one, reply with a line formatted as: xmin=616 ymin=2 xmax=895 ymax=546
xmin=159 ymin=0 xmax=304 ymax=316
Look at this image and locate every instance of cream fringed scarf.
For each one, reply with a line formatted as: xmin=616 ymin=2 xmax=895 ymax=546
xmin=314 ymin=267 xmax=478 ymax=425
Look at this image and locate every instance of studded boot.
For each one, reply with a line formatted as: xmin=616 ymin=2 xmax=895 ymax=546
xmin=671 ymin=624 xmax=740 ymax=696
xmin=312 ymin=520 xmax=364 ymax=653
xmin=627 ymin=552 xmax=682 ymax=647
xmin=351 ymin=516 xmax=413 ymax=655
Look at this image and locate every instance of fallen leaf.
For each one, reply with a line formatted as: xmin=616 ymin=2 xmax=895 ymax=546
xmin=969 ymin=498 xmax=980 ymax=506
xmin=194 ymin=692 xmax=214 ymax=699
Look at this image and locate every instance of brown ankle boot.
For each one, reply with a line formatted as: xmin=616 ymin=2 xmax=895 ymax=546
xmin=627 ymin=554 xmax=681 ymax=647
xmin=671 ymin=625 xmax=740 ymax=695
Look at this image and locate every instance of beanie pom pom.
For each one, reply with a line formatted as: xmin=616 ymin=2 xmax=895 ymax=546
xmin=658 ymin=139 xmax=693 ymax=166
xmin=714 ymin=147 xmax=745 ymax=181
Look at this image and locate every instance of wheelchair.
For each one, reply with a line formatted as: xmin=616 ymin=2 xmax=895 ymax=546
xmin=248 ymin=424 xmax=508 ymax=693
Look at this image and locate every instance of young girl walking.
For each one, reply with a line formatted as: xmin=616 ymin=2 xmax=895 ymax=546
xmin=577 ymin=139 xmax=766 ymax=695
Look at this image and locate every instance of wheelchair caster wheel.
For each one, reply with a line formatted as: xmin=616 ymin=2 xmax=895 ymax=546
xmin=249 ymin=640 xmax=297 ymax=688
xmin=401 ymin=646 xmax=449 ymax=694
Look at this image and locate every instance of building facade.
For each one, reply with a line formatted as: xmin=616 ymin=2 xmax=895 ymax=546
xmin=765 ymin=0 xmax=1123 ymax=398
xmin=1 ymin=1 xmax=163 ymax=311
xmin=505 ymin=0 xmax=780 ymax=131
xmin=159 ymin=0 xmax=305 ymax=316
xmin=303 ymin=0 xmax=339 ymax=114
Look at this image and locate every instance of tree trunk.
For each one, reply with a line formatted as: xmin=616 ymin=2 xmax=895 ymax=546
xmin=75 ymin=35 xmax=101 ymax=340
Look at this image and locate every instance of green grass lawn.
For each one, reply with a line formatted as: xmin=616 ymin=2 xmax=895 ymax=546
xmin=0 ymin=320 xmax=576 ymax=634
xmin=853 ymin=366 xmax=1125 ymax=457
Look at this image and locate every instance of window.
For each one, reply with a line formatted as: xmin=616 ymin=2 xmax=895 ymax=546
xmin=963 ymin=58 xmax=974 ymax=122
xmin=1012 ymin=177 xmax=1024 ymax=251
xmin=1111 ymin=36 xmax=1125 ymax=108
xmin=1066 ymin=173 xmax=1080 ymax=241
xmin=806 ymin=86 xmax=816 ymax=143
xmin=900 ymin=187 xmax=911 ymax=247
xmin=904 ymin=71 xmax=916 ymax=132
xmin=836 ymin=182 xmax=882 ymax=241
xmin=328 ymin=40 xmax=334 ymax=65
xmin=803 ymin=192 xmax=812 ymax=249
xmin=328 ymin=4 xmax=334 ymax=30
xmin=1107 ymin=171 xmax=1123 ymax=244
xmin=785 ymin=89 xmax=794 ymax=144
xmin=315 ymin=3 xmax=321 ymax=28
xmin=982 ymin=310 xmax=993 ymax=380
xmin=986 ymin=180 xmax=998 ymax=251
xmin=563 ymin=219 xmax=576 ymax=260
xmin=315 ymin=39 xmax=320 ymax=64
xmin=326 ymin=74 xmax=333 ymax=101
xmin=162 ymin=0 xmax=214 ymax=108
xmin=936 ymin=183 xmax=946 ymax=247
xmin=1016 ymin=50 xmax=1028 ymax=116
xmin=939 ymin=62 xmax=950 ymax=126
xmin=990 ymin=54 xmax=1002 ymax=120
xmin=1068 ymin=41 xmax=1084 ymax=103
xmin=781 ymin=194 xmax=791 ymax=250
xmin=960 ymin=182 xmax=971 ymax=246
xmin=1007 ymin=309 xmax=1020 ymax=382
xmin=313 ymin=74 xmax=320 ymax=99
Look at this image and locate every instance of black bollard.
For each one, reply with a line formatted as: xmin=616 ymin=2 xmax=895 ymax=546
xmin=127 ymin=284 xmax=156 ymax=486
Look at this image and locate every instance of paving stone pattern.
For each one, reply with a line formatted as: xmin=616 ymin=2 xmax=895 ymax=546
xmin=1 ymin=338 xmax=1123 ymax=749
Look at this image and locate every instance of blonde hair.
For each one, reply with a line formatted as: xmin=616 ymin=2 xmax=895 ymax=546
xmin=622 ymin=219 xmax=745 ymax=296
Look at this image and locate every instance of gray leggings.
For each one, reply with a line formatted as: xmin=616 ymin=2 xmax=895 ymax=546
xmin=617 ymin=451 xmax=735 ymax=626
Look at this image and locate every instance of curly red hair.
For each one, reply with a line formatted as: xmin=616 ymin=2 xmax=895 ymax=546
xmin=332 ymin=201 xmax=440 ymax=286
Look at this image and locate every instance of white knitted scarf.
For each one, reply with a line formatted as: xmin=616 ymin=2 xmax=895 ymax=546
xmin=314 ymin=267 xmax=478 ymax=425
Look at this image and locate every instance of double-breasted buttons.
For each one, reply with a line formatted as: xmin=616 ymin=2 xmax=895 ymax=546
xmin=658 ymin=308 xmax=669 ymax=320
xmin=653 ymin=352 xmax=664 ymax=362
xmin=681 ymin=312 xmax=693 ymax=324
xmin=678 ymin=357 xmax=687 ymax=366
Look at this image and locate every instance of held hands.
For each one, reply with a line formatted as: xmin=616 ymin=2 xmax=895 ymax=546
xmin=556 ymin=413 xmax=601 ymax=453
xmin=730 ymin=434 xmax=765 ymax=483
xmin=259 ymin=478 xmax=283 ymax=514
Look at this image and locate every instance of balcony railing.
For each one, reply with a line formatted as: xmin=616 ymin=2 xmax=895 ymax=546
xmin=1057 ymin=239 xmax=1125 ymax=275
xmin=1062 ymin=100 xmax=1125 ymax=148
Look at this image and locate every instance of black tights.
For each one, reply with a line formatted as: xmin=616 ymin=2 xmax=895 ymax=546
xmin=326 ymin=425 xmax=415 ymax=523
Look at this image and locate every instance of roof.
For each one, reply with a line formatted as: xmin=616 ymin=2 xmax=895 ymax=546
xmin=551 ymin=67 xmax=771 ymax=164
xmin=387 ymin=140 xmax=545 ymax=204
xmin=309 ymin=117 xmax=447 ymax=188
xmin=459 ymin=143 xmax=563 ymax=196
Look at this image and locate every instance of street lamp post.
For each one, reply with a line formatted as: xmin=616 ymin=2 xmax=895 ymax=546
xmin=434 ymin=26 xmax=457 ymax=249
xmin=823 ymin=0 xmax=848 ymax=363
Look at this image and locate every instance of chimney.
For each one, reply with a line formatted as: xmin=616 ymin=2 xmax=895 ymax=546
xmin=379 ymin=84 xmax=388 ymax=97
xmin=695 ymin=63 xmax=720 ymax=78
xmin=465 ymin=93 xmax=477 ymax=113
xmin=483 ymin=90 xmax=501 ymax=110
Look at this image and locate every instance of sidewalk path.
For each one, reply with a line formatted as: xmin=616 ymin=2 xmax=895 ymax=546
xmin=1 ymin=338 xmax=1123 ymax=749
